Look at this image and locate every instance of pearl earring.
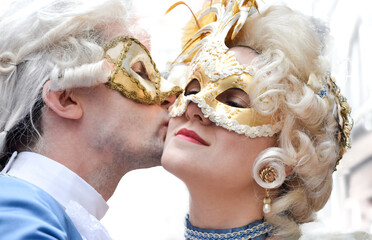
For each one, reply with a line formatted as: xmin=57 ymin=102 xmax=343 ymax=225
xmin=260 ymin=167 xmax=278 ymax=214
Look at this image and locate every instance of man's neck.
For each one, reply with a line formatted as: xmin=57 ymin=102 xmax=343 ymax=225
xmin=37 ymin=140 xmax=126 ymax=201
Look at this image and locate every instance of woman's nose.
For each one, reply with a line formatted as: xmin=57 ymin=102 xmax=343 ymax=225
xmin=184 ymin=102 xmax=211 ymax=125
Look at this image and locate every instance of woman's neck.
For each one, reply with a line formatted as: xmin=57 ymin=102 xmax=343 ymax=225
xmin=188 ymin=186 xmax=264 ymax=230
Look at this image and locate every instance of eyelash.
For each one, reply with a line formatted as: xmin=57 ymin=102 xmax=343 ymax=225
xmin=184 ymin=79 xmax=201 ymax=96
xmin=185 ymin=89 xmax=199 ymax=96
xmin=225 ymin=100 xmax=245 ymax=108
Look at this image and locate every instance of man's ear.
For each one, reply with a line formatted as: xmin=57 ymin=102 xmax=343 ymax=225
xmin=42 ymin=81 xmax=83 ymax=120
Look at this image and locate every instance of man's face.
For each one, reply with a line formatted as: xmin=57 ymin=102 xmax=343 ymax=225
xmin=78 ymin=84 xmax=172 ymax=173
xmin=74 ymin=35 xmax=179 ymax=175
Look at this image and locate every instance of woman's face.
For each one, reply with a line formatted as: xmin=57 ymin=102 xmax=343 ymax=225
xmin=162 ymin=47 xmax=277 ymax=191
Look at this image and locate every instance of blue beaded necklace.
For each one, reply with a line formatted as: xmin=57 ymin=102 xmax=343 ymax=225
xmin=185 ymin=216 xmax=272 ymax=240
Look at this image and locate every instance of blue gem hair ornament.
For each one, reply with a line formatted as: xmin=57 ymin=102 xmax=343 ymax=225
xmin=318 ymin=87 xmax=327 ymax=98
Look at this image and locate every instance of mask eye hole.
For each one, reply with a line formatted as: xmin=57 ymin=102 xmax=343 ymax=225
xmin=131 ymin=61 xmax=150 ymax=81
xmin=184 ymin=79 xmax=201 ymax=96
xmin=216 ymin=88 xmax=251 ymax=108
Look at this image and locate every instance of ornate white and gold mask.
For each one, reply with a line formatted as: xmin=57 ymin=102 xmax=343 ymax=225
xmin=104 ymin=36 xmax=182 ymax=105
xmin=168 ymin=0 xmax=281 ymax=137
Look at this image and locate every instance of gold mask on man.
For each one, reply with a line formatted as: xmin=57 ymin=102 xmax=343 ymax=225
xmin=104 ymin=36 xmax=182 ymax=105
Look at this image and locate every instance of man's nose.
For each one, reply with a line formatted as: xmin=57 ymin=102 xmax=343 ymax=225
xmin=161 ymin=95 xmax=177 ymax=110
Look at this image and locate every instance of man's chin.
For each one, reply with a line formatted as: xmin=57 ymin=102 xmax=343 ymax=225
xmin=131 ymin=160 xmax=161 ymax=171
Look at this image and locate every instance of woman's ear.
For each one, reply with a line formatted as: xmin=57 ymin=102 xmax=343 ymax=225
xmin=42 ymin=81 xmax=83 ymax=120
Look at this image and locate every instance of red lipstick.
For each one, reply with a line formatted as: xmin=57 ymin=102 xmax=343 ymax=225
xmin=176 ymin=128 xmax=208 ymax=146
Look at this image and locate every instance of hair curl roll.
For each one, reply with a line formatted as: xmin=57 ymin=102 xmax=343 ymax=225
xmin=252 ymin=148 xmax=287 ymax=189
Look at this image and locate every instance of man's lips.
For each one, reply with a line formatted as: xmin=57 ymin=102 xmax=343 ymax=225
xmin=164 ymin=120 xmax=169 ymax=127
xmin=176 ymin=128 xmax=209 ymax=146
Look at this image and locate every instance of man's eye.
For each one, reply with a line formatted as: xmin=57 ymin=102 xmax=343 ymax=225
xmin=216 ymin=88 xmax=251 ymax=108
xmin=131 ymin=61 xmax=150 ymax=81
xmin=137 ymin=72 xmax=149 ymax=80
xmin=184 ymin=79 xmax=201 ymax=96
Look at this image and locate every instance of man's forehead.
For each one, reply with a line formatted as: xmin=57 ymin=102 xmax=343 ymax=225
xmin=107 ymin=24 xmax=151 ymax=51
xmin=133 ymin=32 xmax=151 ymax=51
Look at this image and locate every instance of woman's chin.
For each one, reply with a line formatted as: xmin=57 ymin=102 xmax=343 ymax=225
xmin=161 ymin=149 xmax=198 ymax=185
xmin=162 ymin=147 xmax=185 ymax=174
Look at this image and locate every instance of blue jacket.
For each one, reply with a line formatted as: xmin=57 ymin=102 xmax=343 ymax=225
xmin=0 ymin=174 xmax=82 ymax=239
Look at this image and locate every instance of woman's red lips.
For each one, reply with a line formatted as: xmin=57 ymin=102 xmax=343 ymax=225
xmin=176 ymin=128 xmax=208 ymax=146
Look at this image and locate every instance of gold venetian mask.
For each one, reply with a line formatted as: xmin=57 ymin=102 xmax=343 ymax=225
xmin=103 ymin=36 xmax=182 ymax=104
xmin=168 ymin=1 xmax=280 ymax=137
xmin=169 ymin=40 xmax=281 ymax=138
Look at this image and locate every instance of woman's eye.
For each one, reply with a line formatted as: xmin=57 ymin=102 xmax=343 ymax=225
xmin=185 ymin=89 xmax=199 ymax=95
xmin=184 ymin=79 xmax=201 ymax=96
xmin=216 ymin=88 xmax=250 ymax=108
xmin=131 ymin=61 xmax=150 ymax=81
xmin=224 ymin=100 xmax=245 ymax=108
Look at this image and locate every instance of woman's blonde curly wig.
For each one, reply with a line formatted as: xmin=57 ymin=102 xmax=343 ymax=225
xmin=229 ymin=5 xmax=342 ymax=239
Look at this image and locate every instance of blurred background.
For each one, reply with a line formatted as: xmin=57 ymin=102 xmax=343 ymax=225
xmin=102 ymin=0 xmax=372 ymax=239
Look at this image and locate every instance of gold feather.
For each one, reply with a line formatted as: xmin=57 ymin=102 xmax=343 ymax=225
xmin=180 ymin=2 xmax=217 ymax=62
xmin=166 ymin=1 xmax=201 ymax=29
